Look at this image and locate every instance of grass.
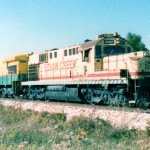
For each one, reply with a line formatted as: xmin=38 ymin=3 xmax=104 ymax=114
xmin=0 ymin=104 xmax=149 ymax=150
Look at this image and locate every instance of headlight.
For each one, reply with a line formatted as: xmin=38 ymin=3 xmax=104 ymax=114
xmin=144 ymin=51 xmax=150 ymax=57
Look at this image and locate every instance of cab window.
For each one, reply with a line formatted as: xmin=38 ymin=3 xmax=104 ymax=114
xmin=127 ymin=47 xmax=131 ymax=53
xmin=103 ymin=47 xmax=125 ymax=55
xmin=82 ymin=49 xmax=90 ymax=61
xmin=8 ymin=65 xmax=17 ymax=74
xmin=95 ymin=45 xmax=101 ymax=58
xmin=39 ymin=53 xmax=47 ymax=63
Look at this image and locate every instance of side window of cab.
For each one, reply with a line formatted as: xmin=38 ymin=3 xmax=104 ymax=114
xmin=82 ymin=49 xmax=91 ymax=62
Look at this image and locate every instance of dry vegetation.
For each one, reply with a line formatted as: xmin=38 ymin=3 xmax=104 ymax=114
xmin=0 ymin=104 xmax=150 ymax=150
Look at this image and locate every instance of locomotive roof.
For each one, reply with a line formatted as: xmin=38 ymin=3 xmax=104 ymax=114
xmin=4 ymin=54 xmax=28 ymax=62
xmin=79 ymin=40 xmax=99 ymax=51
xmin=79 ymin=33 xmax=121 ymax=52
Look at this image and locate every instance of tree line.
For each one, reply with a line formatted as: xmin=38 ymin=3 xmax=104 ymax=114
xmin=126 ymin=32 xmax=149 ymax=52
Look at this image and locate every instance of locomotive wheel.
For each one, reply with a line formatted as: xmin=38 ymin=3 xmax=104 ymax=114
xmin=87 ymin=99 xmax=96 ymax=105
xmin=36 ymin=91 xmax=45 ymax=100
xmin=136 ymin=98 xmax=149 ymax=109
xmin=27 ymin=92 xmax=34 ymax=100
xmin=1 ymin=91 xmax=7 ymax=98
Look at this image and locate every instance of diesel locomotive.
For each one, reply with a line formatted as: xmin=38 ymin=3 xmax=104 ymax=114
xmin=0 ymin=32 xmax=150 ymax=107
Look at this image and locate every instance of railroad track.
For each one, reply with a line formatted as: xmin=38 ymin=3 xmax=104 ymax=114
xmin=0 ymin=97 xmax=150 ymax=114
xmin=0 ymin=98 xmax=150 ymax=130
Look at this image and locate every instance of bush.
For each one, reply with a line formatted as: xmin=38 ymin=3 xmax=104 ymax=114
xmin=110 ymin=128 xmax=138 ymax=140
xmin=67 ymin=116 xmax=113 ymax=137
xmin=146 ymin=121 xmax=150 ymax=137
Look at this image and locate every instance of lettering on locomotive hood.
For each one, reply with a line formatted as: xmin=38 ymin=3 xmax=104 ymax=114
xmin=43 ymin=59 xmax=78 ymax=71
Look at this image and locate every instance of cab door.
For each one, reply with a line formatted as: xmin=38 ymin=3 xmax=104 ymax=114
xmin=94 ymin=45 xmax=102 ymax=71
xmin=95 ymin=59 xmax=102 ymax=71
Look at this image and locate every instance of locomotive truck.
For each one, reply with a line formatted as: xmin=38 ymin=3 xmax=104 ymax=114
xmin=0 ymin=32 xmax=150 ymax=107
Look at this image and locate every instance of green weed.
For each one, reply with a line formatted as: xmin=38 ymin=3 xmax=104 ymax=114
xmin=0 ymin=104 xmax=149 ymax=150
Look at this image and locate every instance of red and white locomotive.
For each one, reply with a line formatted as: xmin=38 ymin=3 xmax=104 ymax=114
xmin=22 ymin=33 xmax=150 ymax=106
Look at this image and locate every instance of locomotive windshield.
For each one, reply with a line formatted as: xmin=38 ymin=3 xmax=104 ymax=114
xmin=103 ymin=46 xmax=125 ymax=55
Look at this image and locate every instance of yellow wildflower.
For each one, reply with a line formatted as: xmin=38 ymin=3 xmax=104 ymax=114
xmin=78 ymin=128 xmax=88 ymax=136
xmin=24 ymin=128 xmax=29 ymax=131
xmin=12 ymin=124 xmax=17 ymax=129
xmin=77 ymin=127 xmax=81 ymax=131
xmin=8 ymin=133 xmax=14 ymax=138
xmin=80 ymin=131 xmax=88 ymax=136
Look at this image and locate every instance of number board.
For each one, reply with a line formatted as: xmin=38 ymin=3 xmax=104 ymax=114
xmin=104 ymin=40 xmax=114 ymax=44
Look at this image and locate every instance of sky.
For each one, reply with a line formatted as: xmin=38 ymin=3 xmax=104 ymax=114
xmin=0 ymin=0 xmax=150 ymax=60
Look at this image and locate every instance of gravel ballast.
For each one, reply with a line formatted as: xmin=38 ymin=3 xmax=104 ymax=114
xmin=0 ymin=99 xmax=150 ymax=130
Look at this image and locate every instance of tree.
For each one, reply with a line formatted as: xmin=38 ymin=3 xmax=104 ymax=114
xmin=126 ymin=32 xmax=148 ymax=52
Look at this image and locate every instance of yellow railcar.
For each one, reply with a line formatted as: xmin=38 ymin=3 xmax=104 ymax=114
xmin=0 ymin=54 xmax=29 ymax=97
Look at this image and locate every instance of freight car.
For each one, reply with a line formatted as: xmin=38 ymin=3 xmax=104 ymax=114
xmin=0 ymin=54 xmax=28 ymax=97
xmin=21 ymin=32 xmax=150 ymax=107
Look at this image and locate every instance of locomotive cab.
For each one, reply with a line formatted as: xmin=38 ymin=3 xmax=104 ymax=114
xmin=79 ymin=33 xmax=134 ymax=73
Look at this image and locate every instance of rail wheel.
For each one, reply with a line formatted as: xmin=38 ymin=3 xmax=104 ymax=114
xmin=27 ymin=92 xmax=34 ymax=100
xmin=1 ymin=91 xmax=6 ymax=98
xmin=36 ymin=91 xmax=45 ymax=100
xmin=136 ymin=98 xmax=150 ymax=109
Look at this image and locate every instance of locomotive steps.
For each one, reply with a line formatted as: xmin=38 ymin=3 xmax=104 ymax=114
xmin=0 ymin=99 xmax=149 ymax=130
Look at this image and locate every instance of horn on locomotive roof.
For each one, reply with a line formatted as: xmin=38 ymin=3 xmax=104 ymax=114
xmin=97 ymin=32 xmax=120 ymax=39
xmin=84 ymin=39 xmax=92 ymax=42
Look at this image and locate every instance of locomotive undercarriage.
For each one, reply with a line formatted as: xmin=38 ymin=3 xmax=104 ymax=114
xmin=128 ymin=78 xmax=150 ymax=108
xmin=0 ymin=87 xmax=14 ymax=98
xmin=1 ymin=82 xmax=149 ymax=108
xmin=22 ymin=85 xmax=79 ymax=101
xmin=80 ymin=85 xmax=128 ymax=106
xmin=133 ymin=87 xmax=150 ymax=108
xmin=22 ymin=88 xmax=46 ymax=100
xmin=21 ymin=84 xmax=128 ymax=106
